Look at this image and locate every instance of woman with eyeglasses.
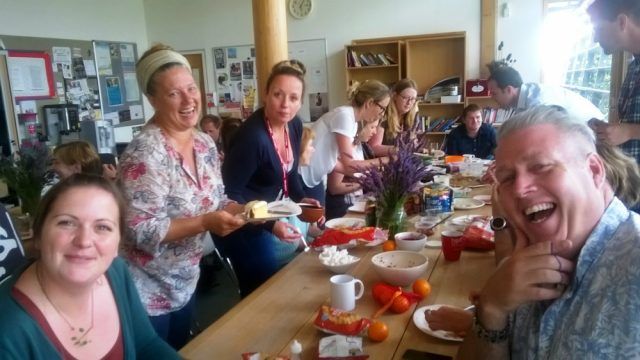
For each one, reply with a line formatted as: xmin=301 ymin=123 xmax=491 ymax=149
xmin=299 ymin=80 xmax=390 ymax=205
xmin=368 ymin=78 xmax=419 ymax=156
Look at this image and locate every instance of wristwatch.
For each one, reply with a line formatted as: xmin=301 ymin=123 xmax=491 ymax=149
xmin=490 ymin=217 xmax=508 ymax=231
xmin=473 ymin=315 xmax=511 ymax=343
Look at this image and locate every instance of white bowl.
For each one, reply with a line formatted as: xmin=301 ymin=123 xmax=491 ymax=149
xmin=320 ymin=258 xmax=360 ymax=274
xmin=394 ymin=231 xmax=427 ymax=252
xmin=371 ymin=251 xmax=429 ymax=286
xmin=325 ymin=217 xmax=366 ymax=229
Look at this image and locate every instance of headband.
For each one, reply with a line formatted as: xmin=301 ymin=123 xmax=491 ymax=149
xmin=136 ymin=49 xmax=191 ymax=95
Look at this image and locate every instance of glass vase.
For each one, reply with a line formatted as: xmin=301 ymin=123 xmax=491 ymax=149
xmin=376 ymin=198 xmax=407 ymax=240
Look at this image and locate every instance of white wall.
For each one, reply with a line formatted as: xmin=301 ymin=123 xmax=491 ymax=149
xmin=143 ymin=0 xmax=484 ymax=110
xmin=496 ymin=0 xmax=544 ymax=83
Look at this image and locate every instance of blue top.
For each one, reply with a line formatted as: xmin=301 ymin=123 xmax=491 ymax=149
xmin=444 ymin=123 xmax=496 ymax=159
xmin=223 ymin=108 xmax=305 ymax=203
xmin=618 ymin=56 xmax=640 ymax=165
xmin=0 ymin=257 xmax=178 ymax=359
xmin=511 ymin=198 xmax=640 ymax=359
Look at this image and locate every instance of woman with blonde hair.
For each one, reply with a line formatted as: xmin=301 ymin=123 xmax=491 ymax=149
xmin=118 ymin=43 xmax=245 ymax=348
xmin=299 ymin=80 xmax=390 ymax=205
xmin=368 ymin=78 xmax=419 ymax=156
xmin=51 ymin=141 xmax=103 ymax=179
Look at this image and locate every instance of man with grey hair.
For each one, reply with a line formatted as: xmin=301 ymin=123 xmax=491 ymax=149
xmin=458 ymin=106 xmax=640 ymax=359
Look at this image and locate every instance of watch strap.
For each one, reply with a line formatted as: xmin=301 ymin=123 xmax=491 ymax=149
xmin=472 ymin=315 xmax=510 ymax=343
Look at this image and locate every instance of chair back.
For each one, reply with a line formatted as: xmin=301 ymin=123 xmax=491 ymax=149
xmin=0 ymin=207 xmax=26 ymax=285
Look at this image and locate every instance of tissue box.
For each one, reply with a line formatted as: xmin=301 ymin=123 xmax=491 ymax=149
xmin=440 ymin=95 xmax=462 ymax=103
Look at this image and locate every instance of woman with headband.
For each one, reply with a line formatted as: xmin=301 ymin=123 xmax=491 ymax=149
xmin=118 ymin=44 xmax=246 ymax=349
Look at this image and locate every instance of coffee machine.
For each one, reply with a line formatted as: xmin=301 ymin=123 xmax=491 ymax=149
xmin=42 ymin=104 xmax=80 ymax=145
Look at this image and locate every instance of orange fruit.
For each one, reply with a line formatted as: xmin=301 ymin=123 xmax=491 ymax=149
xmin=413 ymin=279 xmax=432 ymax=298
xmin=390 ymin=295 xmax=411 ymax=313
xmin=368 ymin=320 xmax=389 ymax=342
xmin=382 ymin=240 xmax=396 ymax=252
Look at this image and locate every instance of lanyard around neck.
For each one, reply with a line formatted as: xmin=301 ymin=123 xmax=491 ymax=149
xmin=265 ymin=118 xmax=290 ymax=199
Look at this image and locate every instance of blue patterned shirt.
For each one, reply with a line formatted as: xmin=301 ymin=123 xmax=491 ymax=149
xmin=618 ymin=56 xmax=640 ymax=165
xmin=511 ymin=198 xmax=640 ymax=359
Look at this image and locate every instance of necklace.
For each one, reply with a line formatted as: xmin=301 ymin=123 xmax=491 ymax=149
xmin=35 ymin=262 xmax=95 ymax=347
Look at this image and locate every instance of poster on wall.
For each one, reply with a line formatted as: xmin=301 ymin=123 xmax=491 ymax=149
xmin=106 ymin=76 xmax=123 ymax=106
xmin=95 ymin=43 xmax=113 ymax=75
xmin=230 ymin=62 xmax=241 ymax=81
xmin=242 ymin=60 xmax=254 ymax=79
xmin=309 ymin=92 xmax=329 ymax=122
xmin=214 ymin=48 xmax=226 ymax=69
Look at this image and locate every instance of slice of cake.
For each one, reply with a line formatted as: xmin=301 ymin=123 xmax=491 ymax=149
xmin=245 ymin=200 xmax=269 ymax=219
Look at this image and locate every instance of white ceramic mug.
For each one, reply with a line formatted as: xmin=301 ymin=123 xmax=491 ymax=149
xmin=330 ymin=274 xmax=364 ymax=311
xmin=463 ymin=154 xmax=476 ymax=163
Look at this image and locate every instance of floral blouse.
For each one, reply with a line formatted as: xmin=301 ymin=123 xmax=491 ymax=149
xmin=118 ymin=122 xmax=230 ymax=316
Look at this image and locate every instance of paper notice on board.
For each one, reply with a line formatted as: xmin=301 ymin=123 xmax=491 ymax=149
xmin=52 ymin=47 xmax=72 ymax=78
xmin=104 ymin=111 xmax=120 ymax=125
xmin=123 ymin=72 xmax=139 ymax=102
xmin=106 ymin=77 xmax=123 ymax=106
xmin=95 ymin=43 xmax=113 ymax=75
xmin=120 ymin=44 xmax=135 ymax=66
xmin=84 ymin=60 xmax=96 ymax=76
xmin=129 ymin=105 xmax=143 ymax=119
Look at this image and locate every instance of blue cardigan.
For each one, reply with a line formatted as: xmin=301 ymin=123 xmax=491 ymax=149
xmin=0 ymin=257 xmax=178 ymax=359
xmin=223 ymin=108 xmax=305 ymax=203
xmin=444 ymin=123 xmax=497 ymax=159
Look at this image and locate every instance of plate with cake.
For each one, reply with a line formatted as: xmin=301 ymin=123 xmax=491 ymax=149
xmin=243 ymin=200 xmax=302 ymax=222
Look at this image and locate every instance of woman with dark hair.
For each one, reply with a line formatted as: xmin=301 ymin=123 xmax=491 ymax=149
xmin=0 ymin=174 xmax=178 ymax=359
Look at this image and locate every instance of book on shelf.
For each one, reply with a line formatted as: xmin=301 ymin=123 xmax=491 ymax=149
xmin=358 ymin=53 xmax=371 ymax=66
xmin=376 ymin=53 xmax=391 ymax=65
xmin=384 ymin=53 xmax=397 ymax=65
xmin=481 ymin=107 xmax=514 ymax=124
xmin=365 ymin=52 xmax=381 ymax=66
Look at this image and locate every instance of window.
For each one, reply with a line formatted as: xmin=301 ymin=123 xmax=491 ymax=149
xmin=542 ymin=0 xmax=612 ymax=118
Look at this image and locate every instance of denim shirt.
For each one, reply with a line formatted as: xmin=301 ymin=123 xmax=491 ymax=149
xmin=511 ymin=198 xmax=640 ymax=359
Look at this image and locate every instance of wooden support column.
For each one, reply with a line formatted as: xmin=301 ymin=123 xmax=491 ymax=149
xmin=480 ymin=0 xmax=497 ymax=78
xmin=252 ymin=0 xmax=288 ymax=100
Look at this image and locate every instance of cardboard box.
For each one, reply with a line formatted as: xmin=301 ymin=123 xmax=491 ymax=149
xmin=466 ymin=79 xmax=490 ymax=97
xmin=441 ymin=95 xmax=462 ymax=103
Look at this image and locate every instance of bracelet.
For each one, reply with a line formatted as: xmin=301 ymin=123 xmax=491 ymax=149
xmin=473 ymin=315 xmax=510 ymax=343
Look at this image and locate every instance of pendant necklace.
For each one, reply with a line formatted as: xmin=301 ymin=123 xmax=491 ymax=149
xmin=35 ymin=262 xmax=95 ymax=347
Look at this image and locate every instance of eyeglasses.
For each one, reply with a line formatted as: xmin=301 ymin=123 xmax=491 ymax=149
xmin=373 ymin=102 xmax=388 ymax=116
xmin=399 ymin=94 xmax=417 ymax=104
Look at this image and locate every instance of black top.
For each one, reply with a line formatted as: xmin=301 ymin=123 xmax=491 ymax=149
xmin=444 ymin=123 xmax=497 ymax=159
xmin=222 ymin=108 xmax=305 ymax=203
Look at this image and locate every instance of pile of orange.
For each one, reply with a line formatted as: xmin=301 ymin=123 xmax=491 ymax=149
xmin=368 ymin=320 xmax=389 ymax=342
xmin=382 ymin=240 xmax=396 ymax=252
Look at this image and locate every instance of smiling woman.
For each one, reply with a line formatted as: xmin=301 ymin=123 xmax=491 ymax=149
xmin=0 ymin=174 xmax=179 ymax=359
xmin=118 ymin=43 xmax=246 ymax=349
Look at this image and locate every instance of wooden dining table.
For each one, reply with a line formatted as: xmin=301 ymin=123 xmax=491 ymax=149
xmin=180 ymin=188 xmax=496 ymax=359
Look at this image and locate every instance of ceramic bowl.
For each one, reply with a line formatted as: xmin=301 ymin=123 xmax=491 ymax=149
xmin=394 ymin=231 xmax=427 ymax=252
xmin=298 ymin=204 xmax=325 ymax=223
xmin=371 ymin=251 xmax=429 ymax=286
xmin=320 ymin=257 xmax=360 ymax=274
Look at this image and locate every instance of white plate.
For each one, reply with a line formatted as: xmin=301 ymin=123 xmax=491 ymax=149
xmin=453 ymin=198 xmax=485 ymax=210
xmin=348 ymin=201 xmax=366 ymax=213
xmin=244 ymin=200 xmax=302 ymax=222
xmin=425 ymin=240 xmax=442 ymax=248
xmin=413 ymin=305 xmax=464 ymax=342
xmin=450 ymin=215 xmax=481 ymax=226
xmin=473 ymin=194 xmax=492 ymax=205
xmin=325 ymin=217 xmax=366 ymax=229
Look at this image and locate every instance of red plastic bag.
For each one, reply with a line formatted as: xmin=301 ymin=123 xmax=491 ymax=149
xmin=462 ymin=218 xmax=495 ymax=250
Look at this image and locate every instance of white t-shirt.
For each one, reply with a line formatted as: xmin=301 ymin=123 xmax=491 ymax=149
xmin=299 ymin=106 xmax=358 ymax=187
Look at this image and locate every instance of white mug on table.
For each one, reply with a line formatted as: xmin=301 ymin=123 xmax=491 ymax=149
xmin=330 ymin=274 xmax=364 ymax=311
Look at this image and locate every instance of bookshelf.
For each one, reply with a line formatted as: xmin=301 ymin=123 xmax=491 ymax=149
xmin=345 ymin=41 xmax=402 ymax=87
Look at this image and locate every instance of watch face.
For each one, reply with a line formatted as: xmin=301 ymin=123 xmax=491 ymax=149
xmin=289 ymin=0 xmax=312 ymax=19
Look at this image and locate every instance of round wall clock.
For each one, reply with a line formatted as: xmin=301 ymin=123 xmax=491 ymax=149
xmin=288 ymin=0 xmax=313 ymax=19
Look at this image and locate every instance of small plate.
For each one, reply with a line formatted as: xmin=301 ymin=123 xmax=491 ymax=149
xmin=450 ymin=215 xmax=481 ymax=226
xmin=425 ymin=240 xmax=442 ymax=248
xmin=453 ymin=198 xmax=485 ymax=210
xmin=413 ymin=305 xmax=464 ymax=342
xmin=348 ymin=201 xmax=366 ymax=213
xmin=244 ymin=200 xmax=302 ymax=222
xmin=473 ymin=194 xmax=492 ymax=205
xmin=325 ymin=217 xmax=366 ymax=229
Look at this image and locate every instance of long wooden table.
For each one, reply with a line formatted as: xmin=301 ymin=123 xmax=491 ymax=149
xmin=181 ymin=190 xmax=495 ymax=359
